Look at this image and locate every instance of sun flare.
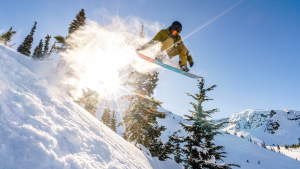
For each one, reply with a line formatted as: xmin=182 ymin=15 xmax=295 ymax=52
xmin=102 ymin=77 xmax=121 ymax=94
xmin=57 ymin=18 xmax=163 ymax=100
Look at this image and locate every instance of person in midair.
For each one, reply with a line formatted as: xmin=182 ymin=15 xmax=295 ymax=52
xmin=137 ymin=21 xmax=194 ymax=72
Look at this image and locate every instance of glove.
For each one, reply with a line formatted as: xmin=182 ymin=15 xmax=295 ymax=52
xmin=180 ymin=65 xmax=189 ymax=72
xmin=189 ymin=62 xmax=194 ymax=67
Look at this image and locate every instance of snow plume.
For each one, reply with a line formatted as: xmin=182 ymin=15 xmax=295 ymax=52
xmin=54 ymin=17 xmax=165 ymax=99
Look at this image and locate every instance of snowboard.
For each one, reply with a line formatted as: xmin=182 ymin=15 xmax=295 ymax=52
xmin=136 ymin=51 xmax=202 ymax=79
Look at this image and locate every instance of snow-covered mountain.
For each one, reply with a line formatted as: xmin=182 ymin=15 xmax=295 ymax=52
xmin=221 ymin=109 xmax=300 ymax=146
xmin=0 ymin=45 xmax=181 ymax=168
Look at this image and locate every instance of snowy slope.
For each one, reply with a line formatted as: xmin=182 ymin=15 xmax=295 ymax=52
xmin=214 ymin=133 xmax=300 ymax=169
xmin=0 ymin=45 xmax=182 ymax=168
xmin=96 ymin=99 xmax=300 ymax=168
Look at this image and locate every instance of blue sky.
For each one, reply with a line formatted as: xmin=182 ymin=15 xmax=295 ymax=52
xmin=1 ymin=0 xmax=300 ymax=118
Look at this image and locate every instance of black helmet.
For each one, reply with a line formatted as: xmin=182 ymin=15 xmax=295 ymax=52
xmin=171 ymin=21 xmax=182 ymax=32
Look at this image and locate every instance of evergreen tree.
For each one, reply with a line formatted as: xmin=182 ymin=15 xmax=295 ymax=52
xmin=0 ymin=27 xmax=17 ymax=47
xmin=43 ymin=34 xmax=51 ymax=56
xmin=139 ymin=24 xmax=145 ymax=38
xmin=121 ymin=108 xmax=130 ymax=140
xmin=53 ymin=35 xmax=67 ymax=52
xmin=261 ymin=141 xmax=267 ymax=148
xmin=101 ymin=104 xmax=111 ymax=126
xmin=49 ymin=41 xmax=56 ymax=54
xmin=17 ymin=22 xmax=37 ymax=56
xmin=84 ymin=92 xmax=100 ymax=117
xmin=110 ymin=110 xmax=117 ymax=133
xmin=121 ymin=70 xmax=166 ymax=156
xmin=54 ymin=9 xmax=86 ymax=52
xmin=170 ymin=78 xmax=240 ymax=169
xmin=68 ymin=8 xmax=86 ymax=34
xmin=174 ymin=143 xmax=184 ymax=164
xmin=32 ymin=39 xmax=43 ymax=59
xmin=145 ymin=124 xmax=175 ymax=161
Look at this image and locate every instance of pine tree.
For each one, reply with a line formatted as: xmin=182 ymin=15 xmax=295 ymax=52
xmin=139 ymin=24 xmax=145 ymax=38
xmin=43 ymin=34 xmax=51 ymax=57
xmin=110 ymin=110 xmax=117 ymax=133
xmin=170 ymin=78 xmax=240 ymax=169
xmin=68 ymin=8 xmax=86 ymax=34
xmin=17 ymin=22 xmax=37 ymax=56
xmin=53 ymin=35 xmax=67 ymax=52
xmin=84 ymin=92 xmax=100 ymax=117
xmin=101 ymin=104 xmax=111 ymax=126
xmin=32 ymin=39 xmax=43 ymax=59
xmin=144 ymin=124 xmax=174 ymax=161
xmin=54 ymin=9 xmax=86 ymax=52
xmin=261 ymin=141 xmax=267 ymax=148
xmin=0 ymin=27 xmax=17 ymax=47
xmin=174 ymin=143 xmax=184 ymax=164
xmin=121 ymin=108 xmax=130 ymax=140
xmin=121 ymin=25 xmax=167 ymax=159
xmin=121 ymin=70 xmax=166 ymax=155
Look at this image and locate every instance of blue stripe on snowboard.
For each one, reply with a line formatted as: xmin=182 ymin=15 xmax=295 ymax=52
xmin=155 ymin=60 xmax=201 ymax=79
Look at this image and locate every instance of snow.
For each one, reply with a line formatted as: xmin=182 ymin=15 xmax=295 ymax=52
xmin=266 ymin=146 xmax=300 ymax=160
xmin=221 ymin=109 xmax=300 ymax=146
xmin=2 ymin=43 xmax=299 ymax=168
xmin=0 ymin=45 xmax=182 ymax=168
xmin=96 ymin=99 xmax=300 ymax=168
xmin=214 ymin=133 xmax=300 ymax=169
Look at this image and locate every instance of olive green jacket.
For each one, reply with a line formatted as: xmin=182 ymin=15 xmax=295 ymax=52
xmin=152 ymin=27 xmax=193 ymax=64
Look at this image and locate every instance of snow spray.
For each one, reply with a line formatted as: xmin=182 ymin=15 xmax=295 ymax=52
xmin=51 ymin=16 xmax=179 ymax=99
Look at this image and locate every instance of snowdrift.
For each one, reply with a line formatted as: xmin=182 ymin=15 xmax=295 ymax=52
xmin=0 ymin=45 xmax=181 ymax=169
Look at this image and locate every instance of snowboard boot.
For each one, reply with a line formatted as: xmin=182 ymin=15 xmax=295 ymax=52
xmin=180 ymin=65 xmax=189 ymax=72
xmin=155 ymin=54 xmax=165 ymax=62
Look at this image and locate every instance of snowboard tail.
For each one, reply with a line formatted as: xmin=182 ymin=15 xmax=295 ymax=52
xmin=136 ymin=51 xmax=202 ymax=79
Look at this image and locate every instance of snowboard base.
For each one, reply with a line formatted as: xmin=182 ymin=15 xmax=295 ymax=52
xmin=136 ymin=51 xmax=202 ymax=79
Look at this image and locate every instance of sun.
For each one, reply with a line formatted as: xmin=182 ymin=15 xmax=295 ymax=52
xmin=101 ymin=76 xmax=121 ymax=94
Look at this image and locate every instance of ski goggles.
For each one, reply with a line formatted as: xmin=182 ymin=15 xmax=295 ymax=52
xmin=172 ymin=30 xmax=180 ymax=36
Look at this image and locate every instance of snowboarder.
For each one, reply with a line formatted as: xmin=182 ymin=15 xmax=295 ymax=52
xmin=137 ymin=21 xmax=194 ymax=72
xmin=247 ymin=160 xmax=249 ymax=163
xmin=258 ymin=160 xmax=260 ymax=164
